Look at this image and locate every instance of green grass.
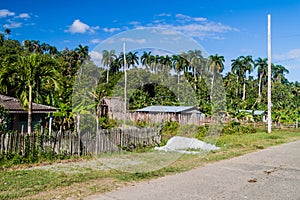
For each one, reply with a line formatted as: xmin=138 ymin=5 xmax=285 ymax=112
xmin=0 ymin=129 xmax=299 ymax=199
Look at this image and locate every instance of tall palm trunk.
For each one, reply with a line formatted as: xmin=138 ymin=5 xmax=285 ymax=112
xmin=242 ymin=81 xmax=246 ymax=101
xmin=210 ymin=73 xmax=215 ymax=100
xmin=28 ymin=85 xmax=32 ymax=134
xmin=193 ymin=67 xmax=197 ymax=90
xmin=258 ymin=73 xmax=263 ymax=100
xmin=106 ymin=69 xmax=109 ymax=83
xmin=194 ymin=67 xmax=197 ymax=83
xmin=236 ymin=76 xmax=239 ymax=98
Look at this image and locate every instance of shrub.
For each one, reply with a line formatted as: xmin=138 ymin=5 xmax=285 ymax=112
xmin=162 ymin=121 xmax=179 ymax=132
xmin=159 ymin=121 xmax=180 ymax=146
xmin=99 ymin=116 xmax=117 ymax=129
xmin=195 ymin=126 xmax=207 ymax=140
xmin=222 ymin=122 xmax=257 ymax=135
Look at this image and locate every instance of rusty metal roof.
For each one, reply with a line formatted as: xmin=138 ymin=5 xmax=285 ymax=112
xmin=135 ymin=106 xmax=203 ymax=114
xmin=0 ymin=94 xmax=58 ymax=113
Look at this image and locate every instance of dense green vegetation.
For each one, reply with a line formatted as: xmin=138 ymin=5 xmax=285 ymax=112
xmin=0 ymin=32 xmax=299 ymax=134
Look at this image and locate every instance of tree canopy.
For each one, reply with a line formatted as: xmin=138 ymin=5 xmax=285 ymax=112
xmin=0 ymin=32 xmax=298 ymax=131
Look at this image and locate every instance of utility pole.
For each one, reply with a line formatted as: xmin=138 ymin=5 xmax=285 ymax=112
xmin=267 ymin=14 xmax=272 ymax=133
xmin=123 ymin=43 xmax=127 ymax=126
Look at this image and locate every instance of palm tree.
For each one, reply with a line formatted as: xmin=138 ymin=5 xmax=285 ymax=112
xmin=180 ymin=52 xmax=191 ymax=73
xmin=272 ymin=64 xmax=289 ymax=83
xmin=141 ymin=51 xmax=152 ymax=70
xmin=187 ymin=50 xmax=203 ymax=83
xmin=32 ymin=40 xmax=42 ymax=53
xmin=126 ymin=51 xmax=139 ymax=69
xmin=48 ymin=46 xmax=59 ymax=57
xmin=171 ymin=55 xmax=186 ymax=84
xmin=102 ymin=50 xmax=117 ymax=83
xmin=159 ymin=55 xmax=172 ymax=73
xmin=110 ymin=56 xmax=122 ymax=74
xmin=224 ymin=72 xmax=238 ymax=110
xmin=75 ymin=44 xmax=89 ymax=63
xmin=255 ymin=57 xmax=268 ymax=99
xmin=232 ymin=55 xmax=254 ymax=101
xmin=231 ymin=57 xmax=243 ymax=98
xmin=209 ymin=54 xmax=225 ymax=96
xmin=40 ymin=42 xmax=50 ymax=54
xmin=0 ymin=53 xmax=60 ymax=134
xmin=209 ymin=54 xmax=225 ymax=73
xmin=4 ymin=28 xmax=11 ymax=40
xmin=150 ymin=55 xmax=160 ymax=73
xmin=241 ymin=55 xmax=254 ymax=101
xmin=0 ymin=34 xmax=4 ymax=46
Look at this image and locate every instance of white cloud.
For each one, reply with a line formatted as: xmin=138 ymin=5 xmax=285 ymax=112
xmin=4 ymin=20 xmax=22 ymax=28
xmin=175 ymin=14 xmax=207 ymax=22
xmin=194 ymin=17 xmax=207 ymax=22
xmin=274 ymin=49 xmax=300 ymax=62
xmin=90 ymin=38 xmax=101 ymax=44
xmin=66 ymin=19 xmax=89 ymax=33
xmin=143 ymin=14 xmax=238 ymax=40
xmin=90 ymin=26 xmax=100 ymax=34
xmin=157 ymin=13 xmax=171 ymax=17
xmin=153 ymin=23 xmax=235 ymax=40
xmin=90 ymin=51 xmax=103 ymax=66
xmin=103 ymin=27 xmax=120 ymax=33
xmin=161 ymin=29 xmax=180 ymax=35
xmin=129 ymin=21 xmax=140 ymax=26
xmin=16 ymin=13 xmax=30 ymax=19
xmin=120 ymin=37 xmax=146 ymax=44
xmin=65 ymin=19 xmax=98 ymax=34
xmin=0 ymin=9 xmax=15 ymax=18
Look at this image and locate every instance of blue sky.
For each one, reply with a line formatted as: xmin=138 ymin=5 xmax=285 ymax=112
xmin=0 ymin=0 xmax=300 ymax=82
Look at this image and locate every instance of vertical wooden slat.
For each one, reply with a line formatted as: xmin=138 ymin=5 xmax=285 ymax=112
xmin=0 ymin=126 xmax=163 ymax=156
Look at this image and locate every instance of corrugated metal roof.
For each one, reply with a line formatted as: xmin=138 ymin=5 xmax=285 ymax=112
xmin=135 ymin=105 xmax=202 ymax=114
xmin=238 ymin=109 xmax=265 ymax=115
xmin=0 ymin=94 xmax=58 ymax=113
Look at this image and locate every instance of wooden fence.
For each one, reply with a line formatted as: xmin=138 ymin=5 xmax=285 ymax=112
xmin=111 ymin=112 xmax=231 ymax=125
xmin=0 ymin=127 xmax=161 ymax=156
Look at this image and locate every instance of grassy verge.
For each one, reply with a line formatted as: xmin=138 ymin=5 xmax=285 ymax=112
xmin=0 ymin=129 xmax=299 ymax=199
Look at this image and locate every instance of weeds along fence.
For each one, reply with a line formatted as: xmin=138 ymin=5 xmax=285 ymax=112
xmin=0 ymin=127 xmax=161 ymax=156
xmin=240 ymin=121 xmax=299 ymax=129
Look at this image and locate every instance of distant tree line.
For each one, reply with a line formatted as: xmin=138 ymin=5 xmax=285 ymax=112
xmin=0 ymin=31 xmax=299 ymax=133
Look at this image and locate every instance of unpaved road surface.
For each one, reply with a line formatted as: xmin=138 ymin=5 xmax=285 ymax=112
xmin=85 ymin=140 xmax=300 ymax=200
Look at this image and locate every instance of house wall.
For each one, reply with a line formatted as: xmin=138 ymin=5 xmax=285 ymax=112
xmin=12 ymin=114 xmax=18 ymax=131
xmin=9 ymin=113 xmax=46 ymax=132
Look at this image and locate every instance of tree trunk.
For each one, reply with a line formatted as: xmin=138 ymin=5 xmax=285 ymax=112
xmin=258 ymin=74 xmax=262 ymax=100
xmin=194 ymin=66 xmax=197 ymax=83
xmin=106 ymin=68 xmax=109 ymax=83
xmin=28 ymin=85 xmax=32 ymax=135
xmin=210 ymin=74 xmax=215 ymax=100
xmin=242 ymin=81 xmax=246 ymax=101
xmin=236 ymin=76 xmax=239 ymax=98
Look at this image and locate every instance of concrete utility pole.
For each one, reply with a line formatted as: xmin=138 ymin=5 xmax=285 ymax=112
xmin=123 ymin=43 xmax=127 ymax=126
xmin=267 ymin=14 xmax=272 ymax=133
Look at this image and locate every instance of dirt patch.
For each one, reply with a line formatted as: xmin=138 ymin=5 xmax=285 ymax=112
xmin=25 ymin=158 xmax=109 ymax=174
xmin=17 ymin=178 xmax=127 ymax=200
xmin=3 ymin=158 xmax=89 ymax=171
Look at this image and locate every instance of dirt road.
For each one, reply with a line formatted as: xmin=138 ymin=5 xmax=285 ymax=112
xmin=84 ymin=140 xmax=300 ymax=200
